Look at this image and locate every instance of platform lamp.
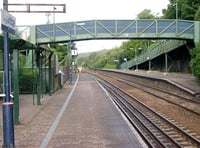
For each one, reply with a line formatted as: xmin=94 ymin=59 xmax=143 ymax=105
xmin=122 ymin=48 xmax=128 ymax=70
xmin=176 ymin=2 xmax=178 ymax=34
xmin=135 ymin=47 xmax=142 ymax=71
xmin=147 ymin=40 xmax=155 ymax=71
xmin=68 ymin=23 xmax=73 ymax=84
xmin=53 ymin=6 xmax=56 ymax=41
xmin=173 ymin=2 xmax=178 ymax=34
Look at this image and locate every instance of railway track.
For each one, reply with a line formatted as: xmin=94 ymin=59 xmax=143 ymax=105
xmin=98 ymin=78 xmax=200 ymax=147
xmin=113 ymin=75 xmax=200 ymax=115
xmin=94 ymin=71 xmax=200 ymax=116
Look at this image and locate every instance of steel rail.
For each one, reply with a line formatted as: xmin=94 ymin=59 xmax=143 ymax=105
xmin=114 ymin=76 xmax=200 ymax=115
xmin=98 ymin=78 xmax=200 ymax=147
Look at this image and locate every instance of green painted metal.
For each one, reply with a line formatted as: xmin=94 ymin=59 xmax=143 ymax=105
xmin=13 ymin=49 xmax=20 ymax=125
xmin=0 ymin=33 xmax=54 ymax=111
xmin=194 ymin=21 xmax=200 ymax=45
xmin=31 ymin=48 xmax=36 ymax=105
xmin=149 ymin=60 xmax=151 ymax=71
xmin=17 ymin=19 xmax=199 ymax=71
xmin=30 ymin=26 xmax=36 ymax=44
xmin=36 ymin=49 xmax=41 ymax=105
xmin=26 ymin=19 xmax=199 ymax=45
xmin=165 ymin=53 xmax=168 ymax=72
xmin=120 ymin=40 xmax=186 ymax=69
xmin=48 ymin=53 xmax=53 ymax=96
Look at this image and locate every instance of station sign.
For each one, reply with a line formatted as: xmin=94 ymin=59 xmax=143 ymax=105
xmin=71 ymin=49 xmax=78 ymax=56
xmin=1 ymin=9 xmax=16 ymax=34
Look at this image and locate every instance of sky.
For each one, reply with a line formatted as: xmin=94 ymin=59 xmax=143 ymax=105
xmin=0 ymin=0 xmax=169 ymax=53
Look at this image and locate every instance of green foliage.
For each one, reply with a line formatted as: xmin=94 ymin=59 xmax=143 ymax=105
xmin=76 ymin=40 xmax=157 ymax=70
xmin=162 ymin=0 xmax=200 ymax=20
xmin=50 ymin=43 xmax=69 ymax=65
xmin=137 ymin=9 xmax=157 ymax=19
xmin=18 ymin=69 xmax=37 ymax=93
xmin=195 ymin=6 xmax=200 ymax=21
xmin=190 ymin=42 xmax=200 ymax=80
xmin=77 ymin=1 xmax=200 ymax=72
xmin=19 ymin=53 xmax=27 ymax=68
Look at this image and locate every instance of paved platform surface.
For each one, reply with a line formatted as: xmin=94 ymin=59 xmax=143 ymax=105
xmin=119 ymin=70 xmax=200 ymax=95
xmin=0 ymin=73 xmax=146 ymax=148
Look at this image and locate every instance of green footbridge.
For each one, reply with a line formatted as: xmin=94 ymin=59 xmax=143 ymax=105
xmin=1 ymin=19 xmax=200 ymax=124
xmin=25 ymin=19 xmax=200 ymax=70
xmin=28 ymin=19 xmax=200 ymax=44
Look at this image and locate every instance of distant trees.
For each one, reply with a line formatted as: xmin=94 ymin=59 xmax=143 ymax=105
xmin=76 ymin=40 xmax=157 ymax=70
xmin=77 ymin=1 xmax=200 ymax=80
xmin=162 ymin=0 xmax=200 ymax=20
xmin=137 ymin=9 xmax=158 ymax=19
xmin=50 ymin=43 xmax=71 ymax=66
xmin=190 ymin=42 xmax=200 ymax=80
xmin=195 ymin=6 xmax=200 ymax=21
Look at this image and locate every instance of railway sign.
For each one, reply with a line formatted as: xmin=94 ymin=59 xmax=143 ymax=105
xmin=71 ymin=49 xmax=78 ymax=56
xmin=1 ymin=9 xmax=16 ymax=34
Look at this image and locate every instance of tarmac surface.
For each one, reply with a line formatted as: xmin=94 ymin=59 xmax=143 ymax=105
xmin=0 ymin=73 xmax=146 ymax=148
xmin=118 ymin=70 xmax=200 ymax=95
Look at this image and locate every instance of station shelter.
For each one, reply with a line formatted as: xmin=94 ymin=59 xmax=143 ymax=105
xmin=0 ymin=34 xmax=68 ymax=124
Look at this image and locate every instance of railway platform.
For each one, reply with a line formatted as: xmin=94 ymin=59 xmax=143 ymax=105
xmin=104 ymin=69 xmax=200 ymax=95
xmin=128 ymin=70 xmax=200 ymax=95
xmin=0 ymin=73 xmax=146 ymax=147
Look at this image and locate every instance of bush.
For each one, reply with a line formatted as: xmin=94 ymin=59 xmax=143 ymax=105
xmin=104 ymin=64 xmax=116 ymax=69
xmin=190 ymin=42 xmax=200 ymax=80
xmin=19 ymin=69 xmax=37 ymax=93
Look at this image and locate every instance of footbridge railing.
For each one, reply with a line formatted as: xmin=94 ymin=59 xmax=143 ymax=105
xmin=24 ymin=19 xmax=200 ymax=45
xmin=120 ymin=40 xmax=186 ymax=69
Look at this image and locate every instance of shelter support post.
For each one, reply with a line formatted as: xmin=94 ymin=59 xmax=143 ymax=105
xmin=36 ymin=49 xmax=42 ymax=105
xmin=13 ymin=49 xmax=20 ymax=125
xmin=48 ymin=53 xmax=53 ymax=96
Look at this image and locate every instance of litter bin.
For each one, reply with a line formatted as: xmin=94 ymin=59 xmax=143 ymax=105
xmin=58 ymin=70 xmax=65 ymax=89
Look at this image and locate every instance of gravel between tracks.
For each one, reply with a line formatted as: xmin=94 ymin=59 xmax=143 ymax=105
xmin=95 ymin=72 xmax=200 ymax=139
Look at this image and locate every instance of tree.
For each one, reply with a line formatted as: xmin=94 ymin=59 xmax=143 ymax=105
xmin=50 ymin=43 xmax=69 ymax=65
xmin=190 ymin=42 xmax=200 ymax=80
xmin=137 ymin=9 xmax=157 ymax=19
xmin=162 ymin=0 xmax=200 ymax=20
xmin=195 ymin=6 xmax=200 ymax=21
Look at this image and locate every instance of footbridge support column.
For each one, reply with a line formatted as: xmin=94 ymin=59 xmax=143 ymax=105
xmin=165 ymin=53 xmax=168 ymax=73
xmin=194 ymin=21 xmax=200 ymax=45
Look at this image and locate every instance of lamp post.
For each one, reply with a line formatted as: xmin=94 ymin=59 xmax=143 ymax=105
xmin=69 ymin=22 xmax=85 ymax=84
xmin=45 ymin=13 xmax=51 ymax=24
xmin=122 ymin=48 xmax=128 ymax=70
xmin=68 ymin=23 xmax=72 ymax=84
xmin=135 ymin=47 xmax=142 ymax=71
xmin=53 ymin=6 xmax=56 ymax=41
xmin=134 ymin=49 xmax=137 ymax=71
xmin=176 ymin=2 xmax=178 ymax=21
xmin=147 ymin=40 xmax=155 ymax=71
xmin=174 ymin=2 xmax=178 ymax=34
xmin=124 ymin=58 xmax=128 ymax=70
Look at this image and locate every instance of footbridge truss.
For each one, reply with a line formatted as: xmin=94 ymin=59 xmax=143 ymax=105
xmin=28 ymin=19 xmax=200 ymax=45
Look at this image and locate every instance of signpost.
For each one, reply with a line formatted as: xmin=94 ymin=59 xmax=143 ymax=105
xmin=1 ymin=6 xmax=16 ymax=147
xmin=1 ymin=9 xmax=16 ymax=34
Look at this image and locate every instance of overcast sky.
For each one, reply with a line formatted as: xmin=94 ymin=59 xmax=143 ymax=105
xmin=1 ymin=0 xmax=169 ymax=53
